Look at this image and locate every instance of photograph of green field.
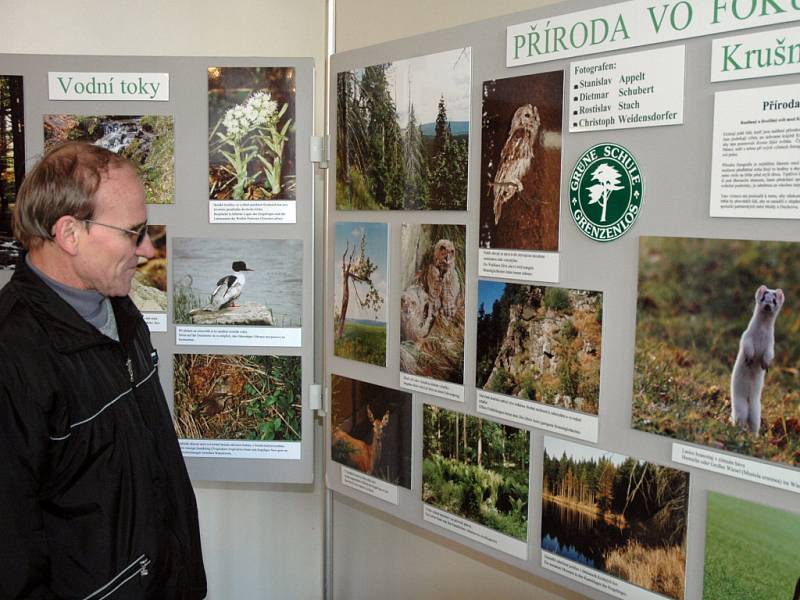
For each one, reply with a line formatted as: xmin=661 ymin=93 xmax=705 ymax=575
xmin=422 ymin=404 xmax=530 ymax=542
xmin=336 ymin=48 xmax=470 ymax=210
xmin=703 ymin=491 xmax=800 ymax=600
xmin=331 ymin=374 xmax=412 ymax=488
xmin=334 ymin=222 xmax=388 ymax=366
xmin=44 ymin=114 xmax=174 ymax=204
xmin=174 ymin=354 xmax=301 ymax=442
xmin=480 ymin=70 xmax=563 ymax=252
xmin=477 ymin=282 xmax=602 ymax=415
xmin=0 ymin=74 xmax=24 ymax=270
xmin=633 ymin=236 xmax=800 ymax=467
xmin=399 ymin=224 xmax=465 ymax=385
xmin=542 ymin=437 xmax=689 ymax=600
xmin=208 ymin=66 xmax=295 ymax=200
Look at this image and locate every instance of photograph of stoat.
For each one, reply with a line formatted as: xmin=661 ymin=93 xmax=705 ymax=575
xmin=731 ymin=285 xmax=784 ymax=434
xmin=633 ymin=236 xmax=800 ymax=469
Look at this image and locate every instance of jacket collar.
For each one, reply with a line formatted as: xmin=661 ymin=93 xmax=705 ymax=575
xmin=9 ymin=254 xmax=142 ymax=353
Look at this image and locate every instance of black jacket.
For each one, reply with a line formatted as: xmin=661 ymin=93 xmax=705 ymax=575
xmin=0 ymin=260 xmax=206 ymax=599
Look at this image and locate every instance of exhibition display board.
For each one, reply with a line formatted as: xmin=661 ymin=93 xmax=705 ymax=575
xmin=0 ymin=54 xmax=317 ymax=483
xmin=324 ymin=1 xmax=800 ymax=599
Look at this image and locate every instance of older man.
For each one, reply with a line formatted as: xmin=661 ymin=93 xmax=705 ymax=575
xmin=0 ymin=142 xmax=206 ymax=599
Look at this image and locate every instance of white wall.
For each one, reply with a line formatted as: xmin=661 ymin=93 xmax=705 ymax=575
xmin=0 ymin=1 xmax=327 ymax=598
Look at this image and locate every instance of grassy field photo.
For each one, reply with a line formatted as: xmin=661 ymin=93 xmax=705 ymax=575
xmin=334 ymin=222 xmax=388 ymax=366
xmin=174 ymin=354 xmax=301 ymax=441
xmin=703 ymin=491 xmax=800 ymax=600
xmin=477 ymin=282 xmax=602 ymax=415
xmin=0 ymin=75 xmax=24 ymax=270
xmin=423 ymin=404 xmax=530 ymax=542
xmin=633 ymin=236 xmax=800 ymax=468
xmin=336 ymin=48 xmax=470 ymax=210
xmin=44 ymin=114 xmax=174 ymax=204
xmin=542 ymin=437 xmax=689 ymax=600
xmin=399 ymin=224 xmax=465 ymax=385
xmin=331 ymin=374 xmax=412 ymax=488
xmin=480 ymin=70 xmax=563 ymax=252
xmin=208 ymin=66 xmax=295 ymax=200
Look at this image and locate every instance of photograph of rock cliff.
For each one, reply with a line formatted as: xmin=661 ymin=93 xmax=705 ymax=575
xmin=400 ymin=223 xmax=465 ymax=385
xmin=129 ymin=225 xmax=167 ymax=314
xmin=476 ymin=281 xmax=602 ymax=415
xmin=44 ymin=114 xmax=174 ymax=204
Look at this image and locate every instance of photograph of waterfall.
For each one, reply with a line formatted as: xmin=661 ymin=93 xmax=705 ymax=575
xmin=0 ymin=75 xmax=24 ymax=270
xmin=43 ymin=114 xmax=175 ymax=204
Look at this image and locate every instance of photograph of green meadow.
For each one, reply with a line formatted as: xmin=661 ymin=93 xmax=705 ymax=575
xmin=334 ymin=222 xmax=387 ymax=366
xmin=633 ymin=236 xmax=800 ymax=467
xmin=703 ymin=491 xmax=800 ymax=600
xmin=44 ymin=114 xmax=174 ymax=204
xmin=542 ymin=437 xmax=689 ymax=600
xmin=399 ymin=224 xmax=465 ymax=385
xmin=477 ymin=282 xmax=602 ymax=415
xmin=208 ymin=67 xmax=295 ymax=200
xmin=422 ymin=404 xmax=530 ymax=542
xmin=0 ymin=74 xmax=24 ymax=269
xmin=336 ymin=48 xmax=470 ymax=210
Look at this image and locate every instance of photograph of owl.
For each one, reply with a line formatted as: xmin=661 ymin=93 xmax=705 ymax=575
xmin=492 ymin=104 xmax=541 ymax=225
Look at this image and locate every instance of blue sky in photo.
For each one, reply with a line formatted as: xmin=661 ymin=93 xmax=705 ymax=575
xmin=477 ymin=279 xmax=507 ymax=315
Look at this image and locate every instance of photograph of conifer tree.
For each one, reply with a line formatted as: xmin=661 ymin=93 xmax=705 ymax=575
xmin=0 ymin=75 xmax=24 ymax=270
xmin=336 ymin=48 xmax=470 ymax=210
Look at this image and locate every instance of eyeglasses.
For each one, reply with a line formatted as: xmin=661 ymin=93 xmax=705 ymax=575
xmin=83 ymin=219 xmax=149 ymax=246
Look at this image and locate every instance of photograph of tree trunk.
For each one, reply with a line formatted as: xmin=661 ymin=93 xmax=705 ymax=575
xmin=542 ymin=437 xmax=689 ymax=600
xmin=479 ymin=71 xmax=563 ymax=252
xmin=422 ymin=404 xmax=530 ymax=542
xmin=400 ymin=224 xmax=465 ymax=385
xmin=703 ymin=491 xmax=800 ymax=600
xmin=173 ymin=354 xmax=301 ymax=442
xmin=477 ymin=281 xmax=602 ymax=415
xmin=331 ymin=374 xmax=412 ymax=488
xmin=336 ymin=48 xmax=470 ymax=210
xmin=208 ymin=67 xmax=295 ymax=200
xmin=333 ymin=222 xmax=388 ymax=366
xmin=44 ymin=114 xmax=174 ymax=205
xmin=633 ymin=236 xmax=800 ymax=468
xmin=0 ymin=74 xmax=24 ymax=270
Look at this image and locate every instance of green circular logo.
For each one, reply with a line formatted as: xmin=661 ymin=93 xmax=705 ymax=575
xmin=569 ymin=143 xmax=643 ymax=242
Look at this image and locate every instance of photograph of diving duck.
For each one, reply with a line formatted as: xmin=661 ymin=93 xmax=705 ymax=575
xmin=173 ymin=237 xmax=302 ymax=327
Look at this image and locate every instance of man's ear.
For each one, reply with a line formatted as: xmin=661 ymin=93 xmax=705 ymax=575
xmin=51 ymin=215 xmax=82 ymax=256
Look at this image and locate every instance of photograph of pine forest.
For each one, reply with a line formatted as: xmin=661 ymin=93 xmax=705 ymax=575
xmin=633 ymin=236 xmax=800 ymax=467
xmin=542 ymin=437 xmax=689 ymax=600
xmin=208 ymin=67 xmax=295 ymax=200
xmin=477 ymin=282 xmax=602 ymax=415
xmin=0 ymin=75 xmax=24 ymax=270
xmin=174 ymin=354 xmax=301 ymax=442
xmin=44 ymin=114 xmax=174 ymax=205
xmin=423 ymin=404 xmax=530 ymax=542
xmin=336 ymin=48 xmax=470 ymax=210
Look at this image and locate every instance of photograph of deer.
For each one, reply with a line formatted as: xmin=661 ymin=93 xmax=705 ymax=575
xmin=633 ymin=236 xmax=800 ymax=468
xmin=208 ymin=67 xmax=295 ymax=201
xmin=400 ymin=224 xmax=465 ymax=385
xmin=0 ymin=75 xmax=24 ymax=270
xmin=336 ymin=47 xmax=470 ymax=210
xmin=172 ymin=237 xmax=302 ymax=327
xmin=703 ymin=491 xmax=800 ymax=600
xmin=333 ymin=222 xmax=388 ymax=366
xmin=330 ymin=374 xmax=412 ymax=488
xmin=542 ymin=437 xmax=689 ymax=600
xmin=129 ymin=225 xmax=167 ymax=314
xmin=423 ymin=403 xmax=530 ymax=542
xmin=477 ymin=281 xmax=602 ymax=415
xmin=44 ymin=114 xmax=174 ymax=204
xmin=479 ymin=70 xmax=563 ymax=253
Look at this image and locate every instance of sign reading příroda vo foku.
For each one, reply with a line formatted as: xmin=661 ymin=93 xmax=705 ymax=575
xmin=569 ymin=143 xmax=643 ymax=242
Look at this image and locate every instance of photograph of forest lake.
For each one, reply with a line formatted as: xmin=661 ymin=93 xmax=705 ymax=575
xmin=542 ymin=437 xmax=689 ymax=600
xmin=423 ymin=404 xmax=530 ymax=543
xmin=336 ymin=47 xmax=470 ymax=210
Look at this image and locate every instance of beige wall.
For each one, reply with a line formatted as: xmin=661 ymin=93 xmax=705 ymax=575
xmin=0 ymin=1 xmax=326 ymax=598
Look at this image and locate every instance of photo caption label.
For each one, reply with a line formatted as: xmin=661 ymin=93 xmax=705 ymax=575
xmin=400 ymin=373 xmax=464 ymax=403
xmin=179 ymin=439 xmax=300 ymax=460
xmin=478 ymin=249 xmax=559 ymax=283
xmin=423 ymin=504 xmax=527 ymax=560
xmin=209 ymin=200 xmax=297 ymax=224
xmin=341 ymin=465 xmax=399 ymax=505
xmin=143 ymin=313 xmax=167 ymax=332
xmin=176 ymin=325 xmax=301 ymax=347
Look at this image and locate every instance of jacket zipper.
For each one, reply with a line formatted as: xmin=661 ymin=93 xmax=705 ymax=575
xmin=83 ymin=555 xmax=151 ymax=600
